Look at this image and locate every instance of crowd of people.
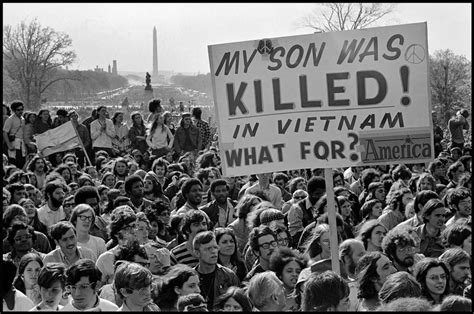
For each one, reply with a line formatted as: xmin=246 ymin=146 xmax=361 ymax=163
xmin=1 ymin=98 xmax=472 ymax=311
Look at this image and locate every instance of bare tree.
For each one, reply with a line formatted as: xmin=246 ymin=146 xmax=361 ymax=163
xmin=3 ymin=18 xmax=78 ymax=109
xmin=297 ymin=3 xmax=396 ymax=32
xmin=430 ymin=49 xmax=471 ymax=126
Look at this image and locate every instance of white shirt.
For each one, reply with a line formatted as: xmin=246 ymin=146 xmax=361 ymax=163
xmin=37 ymin=203 xmax=65 ymax=227
xmin=3 ymin=289 xmax=34 ymax=312
xmin=90 ymin=118 xmax=116 ymax=148
xmin=60 ymin=296 xmax=118 ymax=311
xmin=77 ymin=235 xmax=106 ymax=259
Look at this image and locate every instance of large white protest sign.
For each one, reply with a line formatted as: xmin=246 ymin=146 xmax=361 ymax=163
xmin=208 ymin=22 xmax=434 ymax=177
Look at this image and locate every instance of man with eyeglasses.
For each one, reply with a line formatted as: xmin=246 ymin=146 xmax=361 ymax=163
xmin=381 ymin=226 xmax=417 ymax=273
xmin=43 ymin=221 xmax=97 ymax=267
xmin=74 ymin=186 xmax=109 ymax=241
xmin=3 ymin=101 xmax=26 ymax=168
xmin=62 ymin=258 xmax=118 ymax=311
xmin=244 ymin=225 xmax=279 ymax=282
xmin=192 ymin=231 xmax=239 ymax=309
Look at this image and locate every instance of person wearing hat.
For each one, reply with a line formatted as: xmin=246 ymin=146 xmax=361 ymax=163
xmin=173 ymin=112 xmax=202 ymax=159
xmin=448 ymin=109 xmax=469 ymax=151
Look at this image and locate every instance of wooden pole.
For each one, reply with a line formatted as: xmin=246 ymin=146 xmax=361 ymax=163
xmin=324 ymin=168 xmax=341 ymax=275
xmin=71 ymin=121 xmax=93 ymax=167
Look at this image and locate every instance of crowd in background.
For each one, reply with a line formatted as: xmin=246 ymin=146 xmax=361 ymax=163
xmin=2 ymin=98 xmax=472 ymax=311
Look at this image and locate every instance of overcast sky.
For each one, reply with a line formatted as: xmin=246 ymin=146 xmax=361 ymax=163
xmin=3 ymin=3 xmax=471 ymax=74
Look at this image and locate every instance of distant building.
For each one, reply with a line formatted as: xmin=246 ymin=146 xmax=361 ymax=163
xmin=94 ymin=65 xmax=104 ymax=72
xmin=112 ymin=60 xmax=118 ymax=75
xmin=108 ymin=64 xmax=111 ymax=73
xmin=153 ymin=26 xmax=158 ymax=79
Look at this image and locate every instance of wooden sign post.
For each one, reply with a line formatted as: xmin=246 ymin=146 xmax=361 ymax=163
xmin=324 ymin=168 xmax=341 ymax=275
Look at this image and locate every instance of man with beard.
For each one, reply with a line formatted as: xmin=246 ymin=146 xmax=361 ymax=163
xmin=339 ymin=239 xmax=366 ymax=280
xmin=37 ymin=180 xmax=66 ymax=228
xmin=27 ymin=155 xmax=49 ymax=190
xmin=176 ymin=178 xmax=205 ymax=215
xmin=200 ymin=179 xmax=237 ymax=229
xmin=124 ymin=174 xmax=153 ymax=213
xmin=439 ymin=248 xmax=471 ymax=296
xmin=378 ymin=187 xmax=413 ymax=231
xmin=381 ymin=227 xmax=417 ymax=273
xmin=445 ymin=187 xmax=471 ymax=227
xmin=244 ymin=225 xmax=279 ymax=282
xmin=415 ymin=199 xmax=447 ymax=258
xmin=43 ymin=221 xmax=96 ymax=266
xmin=193 ymin=231 xmax=240 ymax=309
xmin=170 ymin=210 xmax=210 ymax=267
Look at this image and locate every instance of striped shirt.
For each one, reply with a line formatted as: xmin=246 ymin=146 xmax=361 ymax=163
xmin=170 ymin=242 xmax=198 ymax=267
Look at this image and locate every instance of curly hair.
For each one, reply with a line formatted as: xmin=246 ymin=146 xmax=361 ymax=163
xmin=381 ymin=227 xmax=415 ymax=261
xmin=269 ymin=246 xmax=307 ymax=280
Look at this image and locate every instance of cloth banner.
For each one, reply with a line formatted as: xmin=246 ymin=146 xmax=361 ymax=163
xmin=34 ymin=121 xmax=81 ymax=156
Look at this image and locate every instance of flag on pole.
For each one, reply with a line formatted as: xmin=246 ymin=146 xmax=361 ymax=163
xmin=34 ymin=121 xmax=81 ymax=156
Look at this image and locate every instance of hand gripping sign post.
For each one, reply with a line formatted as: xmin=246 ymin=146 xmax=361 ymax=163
xmin=208 ymin=22 xmax=433 ymax=275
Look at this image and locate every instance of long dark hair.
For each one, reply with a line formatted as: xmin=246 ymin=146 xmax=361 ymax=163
xmin=13 ymin=252 xmax=44 ymax=294
xmin=215 ymin=227 xmax=242 ymax=266
xmin=414 ymin=258 xmax=451 ymax=304
xmin=155 ymin=264 xmax=198 ymax=310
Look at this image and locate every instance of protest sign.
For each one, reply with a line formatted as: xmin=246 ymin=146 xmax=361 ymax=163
xmin=208 ymin=22 xmax=433 ymax=177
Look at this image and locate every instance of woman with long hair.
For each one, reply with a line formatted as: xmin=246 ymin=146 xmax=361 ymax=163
xmin=12 ymin=252 xmax=44 ymax=306
xmin=414 ymin=258 xmax=451 ymax=304
xmin=18 ymin=198 xmax=48 ymax=237
xmin=33 ymin=109 xmax=52 ymax=135
xmin=128 ymin=111 xmax=148 ymax=154
xmin=215 ymin=227 xmax=247 ymax=281
xmin=227 ymin=194 xmax=262 ymax=256
xmin=214 ymin=286 xmax=252 ymax=312
xmin=269 ymin=247 xmax=308 ymax=311
xmin=303 ymin=223 xmax=332 ymax=264
xmin=154 ymin=264 xmax=201 ymax=311
xmin=146 ymin=113 xmax=174 ymax=158
xmin=111 ymin=111 xmax=130 ymax=157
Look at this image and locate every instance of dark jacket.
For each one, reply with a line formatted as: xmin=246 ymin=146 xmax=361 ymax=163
xmin=194 ymin=263 xmax=240 ymax=309
xmin=200 ymin=198 xmax=237 ymax=229
xmin=174 ymin=124 xmax=202 ymax=154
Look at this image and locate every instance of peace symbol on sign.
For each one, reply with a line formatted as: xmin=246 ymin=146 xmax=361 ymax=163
xmin=257 ymin=39 xmax=273 ymax=55
xmin=404 ymin=44 xmax=425 ymax=64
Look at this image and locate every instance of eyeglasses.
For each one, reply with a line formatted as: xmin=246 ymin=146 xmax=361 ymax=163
xmin=66 ymin=282 xmax=94 ymax=291
xmin=14 ymin=234 xmax=33 ymax=242
xmin=259 ymin=240 xmax=278 ymax=249
xmin=277 ymin=238 xmax=289 ymax=245
xmin=398 ymin=246 xmax=416 ymax=254
xmin=78 ymin=215 xmax=93 ymax=222
xmin=64 ymin=202 xmax=75 ymax=208
xmin=294 ymin=195 xmax=306 ymax=200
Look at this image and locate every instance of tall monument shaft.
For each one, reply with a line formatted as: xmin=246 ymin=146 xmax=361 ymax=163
xmin=153 ymin=27 xmax=158 ymax=79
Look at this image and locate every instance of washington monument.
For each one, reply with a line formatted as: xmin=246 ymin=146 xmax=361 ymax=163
xmin=153 ymin=26 xmax=158 ymax=79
